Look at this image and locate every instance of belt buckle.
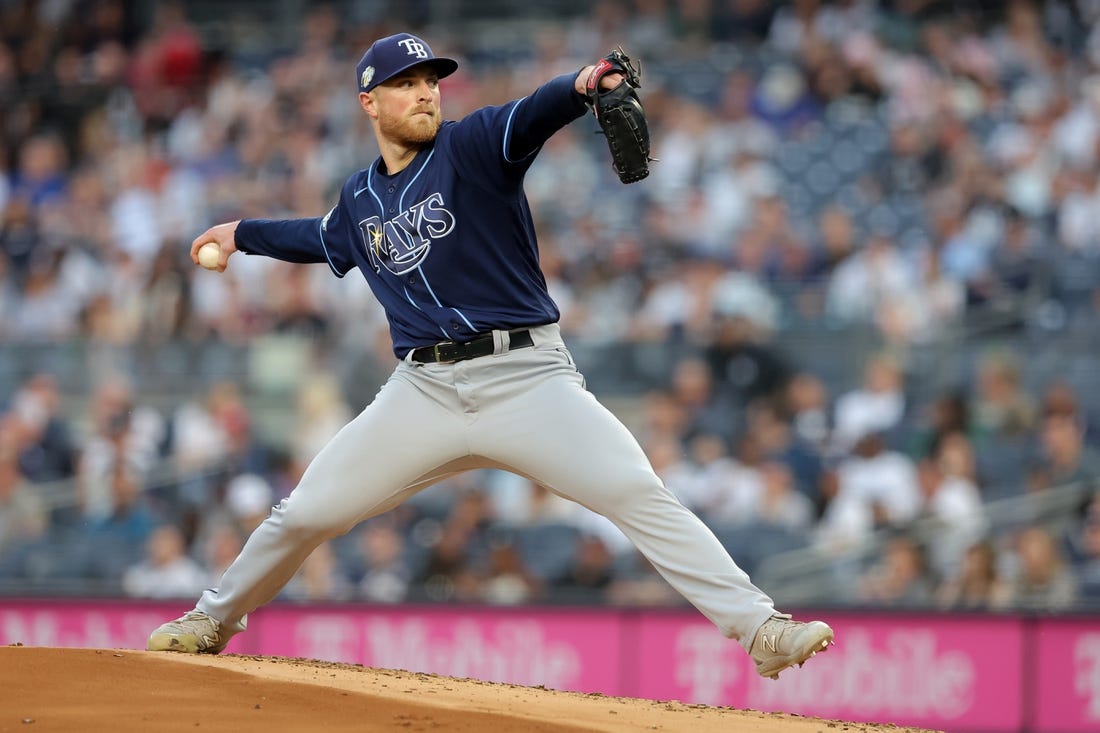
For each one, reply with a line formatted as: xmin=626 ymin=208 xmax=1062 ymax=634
xmin=432 ymin=341 xmax=456 ymax=363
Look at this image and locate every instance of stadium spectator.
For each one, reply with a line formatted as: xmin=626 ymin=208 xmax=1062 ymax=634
xmin=744 ymin=398 xmax=823 ymax=502
xmin=351 ymin=521 xmax=410 ymax=604
xmin=709 ymin=270 xmax=781 ymax=339
xmin=416 ymin=489 xmax=495 ymax=603
xmin=831 ymin=352 xmax=907 ymax=454
xmin=909 ymin=390 xmax=971 ymax=460
xmin=138 ymin=243 xmax=192 ymax=344
xmin=292 ymin=373 xmax=353 ymax=474
xmin=857 ymin=533 xmax=937 ymax=608
xmin=917 ymin=432 xmax=988 ymax=577
xmin=170 ymin=380 xmax=241 ymax=509
xmin=1029 ymin=411 xmax=1100 ymax=494
xmin=1004 ymin=524 xmax=1080 ymax=611
xmin=195 ymin=520 xmax=245 ymax=589
xmin=756 ymin=460 xmax=816 ymax=532
xmin=555 ymin=533 xmax=615 ymax=600
xmin=703 ymin=310 xmax=792 ymax=414
xmin=0 ymin=197 xmax=38 ymax=287
xmin=7 ymin=372 xmax=76 ymax=482
xmin=281 ymin=541 xmax=354 ymax=602
xmin=121 ymin=523 xmax=207 ymax=599
xmin=0 ymin=444 xmax=46 ymax=558
xmin=112 ymin=11 xmax=191 ymax=134
xmin=883 ymin=245 xmax=964 ymax=346
xmin=223 ymin=473 xmax=275 ymax=535
xmin=803 ymin=206 xmax=857 ymax=317
xmin=677 ymin=432 xmax=756 ymax=526
xmin=172 ymin=381 xmax=249 ymax=470
xmin=783 ymin=371 xmax=832 ymax=454
xmin=971 ymin=350 xmax=1036 ymax=441
xmin=75 ymin=378 xmax=164 ymax=523
xmin=1041 ymin=379 xmax=1084 ymax=422
xmin=9 ymin=249 xmax=83 ymax=341
xmin=824 ymin=234 xmax=919 ymax=335
xmin=817 ymin=431 xmax=921 ymax=552
xmin=482 ymin=541 xmax=542 ymax=606
xmin=1037 ymin=380 xmax=1100 ymax=452
xmin=667 ymin=355 xmax=738 ymax=442
xmin=934 ymin=539 xmax=1012 ymax=611
xmin=1068 ymin=491 xmax=1100 ymax=604
xmin=606 ymin=552 xmax=683 ymax=608
xmin=75 ymin=461 xmax=156 ymax=581
xmin=418 ymin=520 xmax=484 ymax=603
xmin=10 ymin=133 xmax=68 ymax=211
xmin=982 ymin=206 xmax=1045 ymax=312
xmin=735 ymin=195 xmax=809 ymax=290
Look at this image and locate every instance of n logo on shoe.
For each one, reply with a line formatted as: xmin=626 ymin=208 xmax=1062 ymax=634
xmin=761 ymin=634 xmax=778 ymax=653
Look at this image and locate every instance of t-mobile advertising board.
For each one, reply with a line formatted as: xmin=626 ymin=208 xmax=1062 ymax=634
xmin=1033 ymin=618 xmax=1100 ymax=733
xmin=253 ymin=605 xmax=625 ymax=695
xmin=634 ymin=613 xmax=1024 ymax=732
xmin=2 ymin=600 xmax=1098 ymax=733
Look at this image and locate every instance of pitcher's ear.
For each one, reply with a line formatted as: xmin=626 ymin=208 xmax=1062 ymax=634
xmin=359 ymin=91 xmax=377 ymax=118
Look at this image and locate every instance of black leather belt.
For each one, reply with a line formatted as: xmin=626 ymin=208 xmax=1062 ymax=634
xmin=410 ymin=329 xmax=534 ymax=364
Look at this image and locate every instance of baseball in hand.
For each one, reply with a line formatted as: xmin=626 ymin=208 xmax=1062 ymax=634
xmin=197 ymin=243 xmax=221 ymax=270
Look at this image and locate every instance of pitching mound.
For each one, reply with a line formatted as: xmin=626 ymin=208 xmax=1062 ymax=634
xmin=0 ymin=646 xmax=937 ymax=732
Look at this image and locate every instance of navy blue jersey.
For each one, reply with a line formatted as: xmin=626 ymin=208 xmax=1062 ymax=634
xmin=234 ymin=73 xmax=589 ymax=358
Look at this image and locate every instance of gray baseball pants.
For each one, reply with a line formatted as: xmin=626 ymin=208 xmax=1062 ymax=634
xmin=197 ymin=324 xmax=777 ymax=650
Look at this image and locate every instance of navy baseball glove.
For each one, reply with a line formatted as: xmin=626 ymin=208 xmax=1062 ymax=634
xmin=585 ymin=47 xmax=653 ymax=184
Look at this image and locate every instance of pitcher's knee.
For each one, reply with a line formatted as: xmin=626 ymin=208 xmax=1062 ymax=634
xmin=267 ymin=497 xmax=346 ymax=540
xmin=581 ymin=471 xmax=672 ymax=517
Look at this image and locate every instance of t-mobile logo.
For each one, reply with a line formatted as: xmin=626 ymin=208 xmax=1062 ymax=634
xmin=1077 ymin=634 xmax=1100 ymax=720
xmin=398 ymin=39 xmax=428 ymax=59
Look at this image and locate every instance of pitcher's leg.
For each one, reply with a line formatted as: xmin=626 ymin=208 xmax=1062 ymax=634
xmin=198 ymin=375 xmax=467 ymax=635
xmin=472 ymin=362 xmax=776 ymax=649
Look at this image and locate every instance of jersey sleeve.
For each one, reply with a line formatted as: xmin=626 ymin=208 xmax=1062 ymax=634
xmin=442 ymin=72 xmax=589 ymax=193
xmin=234 ymin=178 xmax=359 ymax=277
xmin=503 ymin=73 xmax=590 ymax=161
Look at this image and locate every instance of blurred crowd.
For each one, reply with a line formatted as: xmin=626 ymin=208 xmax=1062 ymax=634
xmin=1 ymin=0 xmax=1100 ymax=611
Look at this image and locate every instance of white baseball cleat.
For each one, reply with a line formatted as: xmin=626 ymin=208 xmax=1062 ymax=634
xmin=147 ymin=609 xmax=227 ymax=654
xmin=749 ymin=613 xmax=834 ymax=680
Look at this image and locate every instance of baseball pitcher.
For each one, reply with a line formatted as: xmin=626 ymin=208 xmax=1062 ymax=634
xmin=147 ymin=32 xmax=833 ymax=680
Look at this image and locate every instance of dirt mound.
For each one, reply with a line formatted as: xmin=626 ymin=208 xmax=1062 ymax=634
xmin=0 ymin=645 xmax=938 ymax=732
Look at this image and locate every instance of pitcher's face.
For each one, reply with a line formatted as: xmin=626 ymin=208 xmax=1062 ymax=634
xmin=364 ymin=66 xmax=443 ymax=146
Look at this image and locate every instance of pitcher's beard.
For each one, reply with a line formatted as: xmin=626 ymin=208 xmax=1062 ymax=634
xmin=382 ymin=112 xmax=441 ymax=147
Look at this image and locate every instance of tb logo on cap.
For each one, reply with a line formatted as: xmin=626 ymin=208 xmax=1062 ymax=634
xmin=398 ymin=38 xmax=428 ymax=59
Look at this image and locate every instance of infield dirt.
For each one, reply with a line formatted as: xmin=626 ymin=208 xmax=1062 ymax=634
xmin=0 ymin=645 xmax=940 ymax=732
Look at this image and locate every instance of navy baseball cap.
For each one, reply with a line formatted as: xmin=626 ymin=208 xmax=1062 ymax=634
xmin=356 ymin=33 xmax=458 ymax=93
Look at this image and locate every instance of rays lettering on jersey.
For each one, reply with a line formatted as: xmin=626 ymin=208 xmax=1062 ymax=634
xmin=359 ymin=192 xmax=456 ymax=274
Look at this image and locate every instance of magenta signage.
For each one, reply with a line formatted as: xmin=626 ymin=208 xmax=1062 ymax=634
xmin=3 ymin=599 xmax=1098 ymax=733
xmin=0 ymin=601 xmax=252 ymax=654
xmin=633 ymin=613 xmax=1023 ymax=732
xmin=1034 ymin=618 xmax=1100 ymax=733
xmin=256 ymin=605 xmax=623 ymax=695
xmin=0 ymin=602 xmax=176 ymax=650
